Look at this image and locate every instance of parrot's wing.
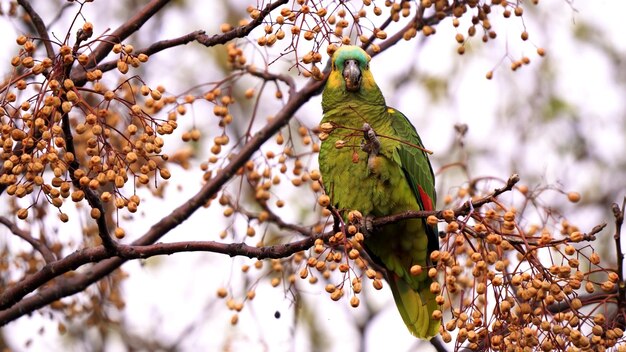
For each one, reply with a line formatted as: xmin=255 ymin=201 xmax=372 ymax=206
xmin=389 ymin=108 xmax=439 ymax=254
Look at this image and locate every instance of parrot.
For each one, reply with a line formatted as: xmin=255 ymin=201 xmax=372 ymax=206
xmin=318 ymin=45 xmax=440 ymax=339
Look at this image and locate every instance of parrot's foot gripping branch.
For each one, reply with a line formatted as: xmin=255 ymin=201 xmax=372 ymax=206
xmin=361 ymin=123 xmax=381 ymax=156
xmin=361 ymin=123 xmax=381 ymax=171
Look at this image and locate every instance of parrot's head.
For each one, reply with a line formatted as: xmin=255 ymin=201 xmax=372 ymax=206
xmin=329 ymin=45 xmax=373 ymax=93
xmin=322 ymin=45 xmax=384 ymax=111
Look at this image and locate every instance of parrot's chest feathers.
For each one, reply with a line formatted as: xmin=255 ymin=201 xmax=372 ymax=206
xmin=320 ymin=108 xmax=417 ymax=216
xmin=321 ymin=145 xmax=414 ymax=216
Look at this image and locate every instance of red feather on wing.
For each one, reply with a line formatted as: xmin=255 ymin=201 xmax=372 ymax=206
xmin=417 ymin=185 xmax=433 ymax=211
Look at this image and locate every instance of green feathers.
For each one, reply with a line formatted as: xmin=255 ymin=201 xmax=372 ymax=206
xmin=319 ymin=46 xmax=440 ymax=339
xmin=388 ymin=274 xmax=440 ymax=338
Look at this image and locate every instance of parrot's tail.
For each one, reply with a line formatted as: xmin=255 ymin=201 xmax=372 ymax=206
xmin=387 ymin=274 xmax=440 ymax=339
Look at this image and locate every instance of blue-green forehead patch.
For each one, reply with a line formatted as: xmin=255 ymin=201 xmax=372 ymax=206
xmin=333 ymin=46 xmax=370 ymax=70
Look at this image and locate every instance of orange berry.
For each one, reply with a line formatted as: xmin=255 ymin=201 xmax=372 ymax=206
xmin=567 ymin=192 xmax=581 ymax=203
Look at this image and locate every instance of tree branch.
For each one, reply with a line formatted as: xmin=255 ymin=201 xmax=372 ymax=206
xmin=61 ymin=110 xmax=118 ymax=253
xmin=0 ymin=171 xmax=517 ymax=325
xmin=71 ymin=0 xmax=288 ymax=85
xmin=0 ymin=66 xmax=326 ymax=326
xmin=373 ymin=174 xmax=520 ymax=227
xmin=429 ymin=336 xmax=450 ymax=352
xmin=0 ymin=232 xmax=332 ymax=325
xmin=247 ymin=66 xmax=297 ymax=97
xmin=0 ymin=246 xmax=108 ymax=314
xmin=195 ymin=0 xmax=288 ymax=47
xmin=83 ymin=0 xmax=171 ymax=71
xmin=118 ymin=237 xmax=321 ymax=260
xmin=0 ymin=216 xmax=56 ymax=264
xmin=613 ymin=198 xmax=626 ymax=305
xmin=70 ymin=30 xmax=207 ymax=86
xmin=17 ymin=0 xmax=55 ymax=59
xmin=0 ymin=4 xmax=457 ymax=325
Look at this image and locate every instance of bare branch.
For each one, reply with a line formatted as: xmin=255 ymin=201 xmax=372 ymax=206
xmin=0 ymin=246 xmax=108 ymax=315
xmin=613 ymin=198 xmax=626 ymax=304
xmin=118 ymin=237 xmax=323 ymax=260
xmin=0 ymin=229 xmax=330 ymax=326
xmin=0 ymin=216 xmax=56 ymax=264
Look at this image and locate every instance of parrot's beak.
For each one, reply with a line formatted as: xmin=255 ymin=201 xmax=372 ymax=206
xmin=343 ymin=59 xmax=361 ymax=92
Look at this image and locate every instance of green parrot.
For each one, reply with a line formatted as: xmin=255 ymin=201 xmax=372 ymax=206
xmin=318 ymin=45 xmax=440 ymax=338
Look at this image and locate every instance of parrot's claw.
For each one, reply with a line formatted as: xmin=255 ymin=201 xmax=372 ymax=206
xmin=361 ymin=215 xmax=375 ymax=239
xmin=361 ymin=123 xmax=381 ymax=156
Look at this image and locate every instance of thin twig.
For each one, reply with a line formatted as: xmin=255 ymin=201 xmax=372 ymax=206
xmin=247 ymin=67 xmax=297 ymax=97
xmin=613 ymin=198 xmax=625 ymax=304
xmin=547 ymin=291 xmax=617 ymax=314
xmin=239 ymin=204 xmax=314 ymax=237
